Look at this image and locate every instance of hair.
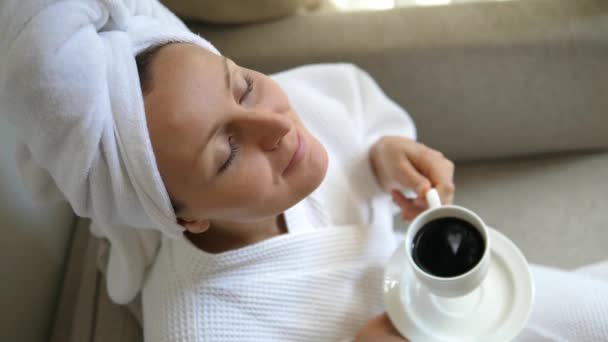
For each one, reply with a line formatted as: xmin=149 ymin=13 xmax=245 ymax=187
xmin=135 ymin=43 xmax=167 ymax=96
xmin=135 ymin=43 xmax=184 ymax=216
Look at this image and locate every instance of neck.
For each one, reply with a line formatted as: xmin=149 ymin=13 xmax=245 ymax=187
xmin=186 ymin=214 xmax=287 ymax=254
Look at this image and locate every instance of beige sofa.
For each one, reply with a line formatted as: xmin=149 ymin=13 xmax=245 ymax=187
xmin=1 ymin=0 xmax=607 ymax=341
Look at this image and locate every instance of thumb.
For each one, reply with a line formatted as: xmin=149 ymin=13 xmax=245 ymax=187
xmin=394 ymin=159 xmax=431 ymax=196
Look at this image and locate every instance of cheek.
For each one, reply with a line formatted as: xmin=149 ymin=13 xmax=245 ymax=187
xmin=213 ymin=158 xmax=278 ymax=213
xmin=232 ymin=171 xmax=273 ymax=202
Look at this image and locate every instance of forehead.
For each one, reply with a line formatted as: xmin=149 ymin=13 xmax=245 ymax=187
xmin=144 ymin=44 xmax=225 ymax=120
xmin=152 ymin=43 xmax=221 ymax=87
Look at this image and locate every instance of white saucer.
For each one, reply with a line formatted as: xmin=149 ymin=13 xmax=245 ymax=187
xmin=383 ymin=228 xmax=535 ymax=342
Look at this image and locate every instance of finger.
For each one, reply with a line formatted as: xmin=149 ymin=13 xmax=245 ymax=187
xmin=356 ymin=314 xmax=409 ymax=342
xmin=437 ymin=181 xmax=455 ymax=205
xmin=392 ymin=192 xmax=426 ymax=221
xmin=401 ymin=205 xmax=425 ymax=221
xmin=392 ymin=190 xmax=427 ymax=209
xmin=413 ymin=197 xmax=427 ymax=208
xmin=377 ymin=313 xmax=405 ymax=339
xmin=433 ymin=158 xmax=455 ymax=204
xmin=392 ymin=159 xmax=431 ymax=197
xmin=409 ymin=147 xmax=455 ymax=204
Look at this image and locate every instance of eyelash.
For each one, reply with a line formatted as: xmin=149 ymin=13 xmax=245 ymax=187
xmin=219 ymin=135 xmax=239 ymax=173
xmin=219 ymin=73 xmax=252 ymax=174
xmin=239 ymin=73 xmax=254 ymax=104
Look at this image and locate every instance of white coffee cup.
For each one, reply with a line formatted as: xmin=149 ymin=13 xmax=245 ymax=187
xmin=405 ymin=188 xmax=491 ymax=298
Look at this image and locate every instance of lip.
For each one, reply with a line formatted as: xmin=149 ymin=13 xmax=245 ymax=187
xmin=282 ymin=131 xmax=305 ymax=176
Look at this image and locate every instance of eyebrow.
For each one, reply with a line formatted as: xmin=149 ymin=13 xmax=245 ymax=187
xmin=194 ymin=57 xmax=231 ymax=180
xmin=223 ymin=56 xmax=231 ymax=92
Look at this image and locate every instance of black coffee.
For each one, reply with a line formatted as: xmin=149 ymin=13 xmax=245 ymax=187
xmin=412 ymin=217 xmax=484 ymax=278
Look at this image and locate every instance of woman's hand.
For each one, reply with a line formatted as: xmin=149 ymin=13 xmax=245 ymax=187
xmin=354 ymin=313 xmax=409 ymax=342
xmin=369 ymin=136 xmax=455 ymax=221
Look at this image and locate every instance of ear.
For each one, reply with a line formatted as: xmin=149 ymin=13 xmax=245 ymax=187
xmin=177 ymin=217 xmax=210 ymax=234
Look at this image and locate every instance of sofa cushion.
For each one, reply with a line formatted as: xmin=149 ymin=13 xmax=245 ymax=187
xmin=192 ymin=0 xmax=608 ymax=162
xmin=444 ymin=151 xmax=608 ymax=269
xmin=0 ymin=120 xmax=75 ymax=342
xmin=161 ymin=0 xmax=322 ymax=24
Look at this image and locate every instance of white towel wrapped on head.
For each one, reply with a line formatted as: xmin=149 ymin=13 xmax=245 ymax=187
xmin=0 ymin=0 xmax=219 ymax=304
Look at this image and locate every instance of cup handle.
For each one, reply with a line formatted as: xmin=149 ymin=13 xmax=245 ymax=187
xmin=426 ymin=188 xmax=442 ymax=209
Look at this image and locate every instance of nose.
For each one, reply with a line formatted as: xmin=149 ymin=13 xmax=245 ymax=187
xmin=237 ymin=111 xmax=292 ymax=151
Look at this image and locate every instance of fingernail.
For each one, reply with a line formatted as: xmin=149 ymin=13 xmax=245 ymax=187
xmin=416 ymin=183 xmax=430 ymax=196
xmin=414 ymin=198 xmax=426 ymax=208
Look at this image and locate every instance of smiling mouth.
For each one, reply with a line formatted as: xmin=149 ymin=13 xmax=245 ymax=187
xmin=283 ymin=131 xmax=305 ymax=176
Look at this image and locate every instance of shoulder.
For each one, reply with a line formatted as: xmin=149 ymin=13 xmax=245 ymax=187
xmin=271 ymin=63 xmax=375 ymax=110
xmin=271 ymin=63 xmax=370 ymax=90
xmin=271 ymin=62 xmax=365 ymax=78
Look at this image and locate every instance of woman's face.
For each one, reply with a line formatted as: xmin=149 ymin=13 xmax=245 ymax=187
xmin=143 ymin=43 xmax=328 ymax=231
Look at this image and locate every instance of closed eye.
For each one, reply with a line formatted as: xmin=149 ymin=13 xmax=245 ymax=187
xmin=239 ymin=73 xmax=254 ymax=104
xmin=219 ymin=135 xmax=238 ymax=173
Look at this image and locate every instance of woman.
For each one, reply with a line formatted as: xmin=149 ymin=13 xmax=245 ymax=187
xmin=136 ymin=42 xmax=608 ymax=342
xmin=2 ymin=0 xmax=606 ymax=341
xmin=137 ymin=42 xmax=453 ymax=341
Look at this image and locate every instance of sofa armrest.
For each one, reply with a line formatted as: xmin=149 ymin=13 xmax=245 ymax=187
xmin=50 ymin=219 xmax=99 ymax=342
xmin=189 ymin=0 xmax=608 ymax=162
xmin=50 ymin=219 xmax=142 ymax=342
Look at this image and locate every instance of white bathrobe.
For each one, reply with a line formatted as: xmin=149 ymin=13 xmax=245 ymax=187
xmin=142 ymin=63 xmax=411 ymax=342
xmin=141 ymin=64 xmax=608 ymax=342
